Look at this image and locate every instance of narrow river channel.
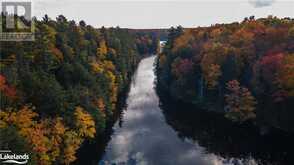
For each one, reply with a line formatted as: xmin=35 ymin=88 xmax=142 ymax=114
xmin=99 ymin=56 xmax=262 ymax=165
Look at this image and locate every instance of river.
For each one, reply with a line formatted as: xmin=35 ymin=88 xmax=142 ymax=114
xmin=99 ymin=56 xmax=279 ymax=165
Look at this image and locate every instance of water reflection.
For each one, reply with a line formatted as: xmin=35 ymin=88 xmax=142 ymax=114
xmin=99 ymin=56 xmax=292 ymax=165
xmin=159 ymin=96 xmax=294 ymax=165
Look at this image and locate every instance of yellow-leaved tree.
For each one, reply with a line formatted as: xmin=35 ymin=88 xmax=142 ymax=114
xmin=61 ymin=130 xmax=83 ymax=165
xmin=74 ymin=106 xmax=96 ymax=138
xmin=206 ymin=64 xmax=222 ymax=89
xmin=97 ymin=40 xmax=108 ymax=60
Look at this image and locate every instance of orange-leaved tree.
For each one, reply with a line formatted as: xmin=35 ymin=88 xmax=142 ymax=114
xmin=225 ymin=80 xmax=257 ymax=122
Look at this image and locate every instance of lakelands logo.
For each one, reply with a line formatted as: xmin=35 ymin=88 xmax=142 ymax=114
xmin=0 ymin=150 xmax=29 ymax=164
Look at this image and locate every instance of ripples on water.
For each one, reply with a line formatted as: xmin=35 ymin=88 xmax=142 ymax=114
xmin=99 ymin=56 xmax=291 ymax=165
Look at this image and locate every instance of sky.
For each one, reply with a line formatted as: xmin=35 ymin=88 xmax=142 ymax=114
xmin=7 ymin=0 xmax=294 ymax=28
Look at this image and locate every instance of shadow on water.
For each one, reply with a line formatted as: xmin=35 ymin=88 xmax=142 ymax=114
xmin=76 ymin=56 xmax=294 ymax=165
xmin=74 ymin=82 xmax=131 ymax=165
xmin=157 ymin=91 xmax=294 ymax=165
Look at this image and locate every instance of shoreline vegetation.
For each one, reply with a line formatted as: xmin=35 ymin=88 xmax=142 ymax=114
xmin=157 ymin=92 xmax=294 ymax=165
xmin=156 ymin=16 xmax=294 ymax=133
xmin=0 ymin=14 xmax=159 ymax=164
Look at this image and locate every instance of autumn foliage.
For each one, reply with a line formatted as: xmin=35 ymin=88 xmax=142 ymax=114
xmin=0 ymin=75 xmax=17 ymax=100
xmin=225 ymin=80 xmax=257 ymax=122
xmin=157 ymin=16 xmax=294 ymax=129
xmin=0 ymin=14 xmax=157 ymax=164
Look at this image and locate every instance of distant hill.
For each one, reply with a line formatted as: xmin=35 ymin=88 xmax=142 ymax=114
xmin=127 ymin=29 xmax=169 ymax=41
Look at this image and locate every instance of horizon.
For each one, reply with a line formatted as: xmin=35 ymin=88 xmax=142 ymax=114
xmin=33 ymin=14 xmax=294 ymax=29
xmin=30 ymin=0 xmax=294 ymax=29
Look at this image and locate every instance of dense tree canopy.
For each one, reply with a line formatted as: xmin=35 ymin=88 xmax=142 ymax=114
xmin=0 ymin=14 xmax=158 ymax=164
xmin=156 ymin=16 xmax=294 ymax=131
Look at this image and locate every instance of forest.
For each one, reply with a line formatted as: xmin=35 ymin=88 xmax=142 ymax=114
xmin=1 ymin=11 xmax=294 ymax=164
xmin=156 ymin=16 xmax=294 ymax=132
xmin=0 ymin=14 xmax=158 ymax=164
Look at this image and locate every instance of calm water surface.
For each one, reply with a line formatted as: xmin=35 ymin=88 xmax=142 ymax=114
xmin=99 ymin=56 xmax=264 ymax=165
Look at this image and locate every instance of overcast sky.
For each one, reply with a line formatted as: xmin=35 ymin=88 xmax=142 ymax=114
xmin=31 ymin=0 xmax=294 ymax=28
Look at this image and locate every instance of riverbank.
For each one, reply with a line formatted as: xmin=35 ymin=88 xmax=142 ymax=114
xmin=156 ymin=86 xmax=294 ymax=165
xmin=74 ymin=76 xmax=132 ymax=165
xmin=156 ymin=18 xmax=294 ymax=133
xmin=0 ymin=14 xmax=160 ymax=164
xmin=77 ymin=56 xmax=293 ymax=165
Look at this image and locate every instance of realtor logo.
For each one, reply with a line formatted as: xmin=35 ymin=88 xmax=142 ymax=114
xmin=0 ymin=1 xmax=34 ymax=41
xmin=0 ymin=150 xmax=29 ymax=164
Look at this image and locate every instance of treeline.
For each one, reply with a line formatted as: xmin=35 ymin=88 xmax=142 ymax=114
xmin=0 ymin=14 xmax=157 ymax=164
xmin=156 ymin=16 xmax=294 ymax=132
xmin=128 ymin=29 xmax=169 ymax=41
xmin=134 ymin=32 xmax=159 ymax=55
xmin=128 ymin=29 xmax=168 ymax=55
